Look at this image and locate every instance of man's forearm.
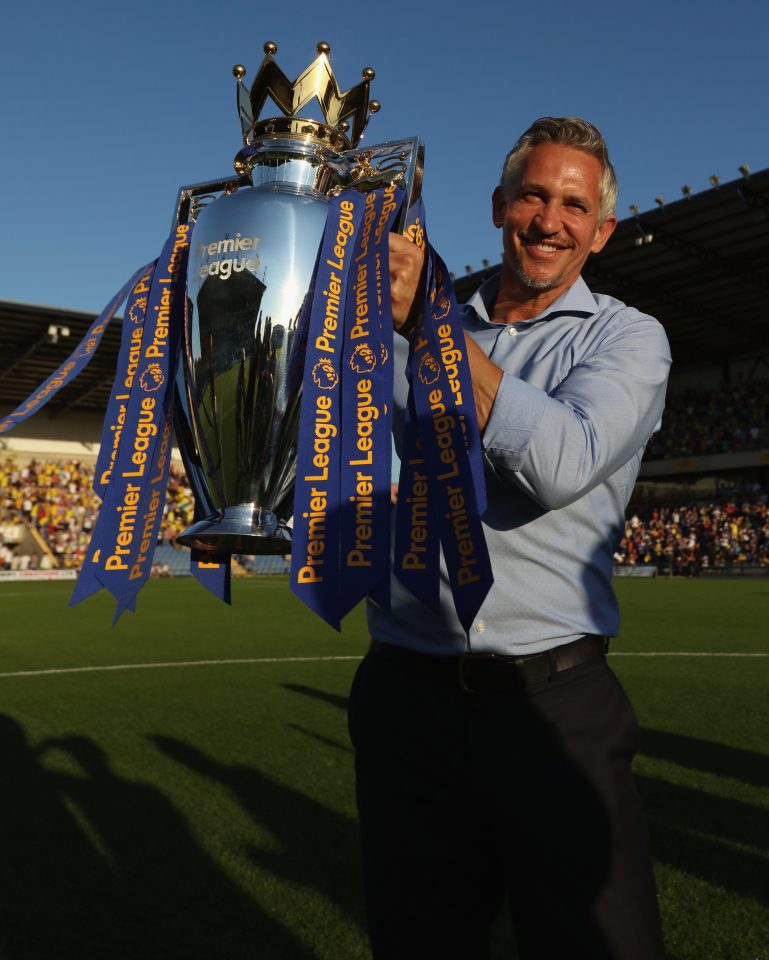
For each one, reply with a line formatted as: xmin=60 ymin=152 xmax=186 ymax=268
xmin=463 ymin=332 xmax=503 ymax=434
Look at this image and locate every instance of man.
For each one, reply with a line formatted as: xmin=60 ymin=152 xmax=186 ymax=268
xmin=348 ymin=118 xmax=671 ymax=959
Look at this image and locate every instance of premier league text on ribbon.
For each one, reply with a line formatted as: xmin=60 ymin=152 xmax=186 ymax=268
xmin=99 ymin=224 xmax=190 ymax=586
xmin=95 ymin=264 xmax=155 ymax=493
xmin=294 ymin=197 xmax=358 ymax=590
xmin=344 ymin=190 xmax=381 ymax=570
xmin=394 ymin=233 xmax=493 ymax=630
xmin=339 ymin=186 xmax=400 ymax=606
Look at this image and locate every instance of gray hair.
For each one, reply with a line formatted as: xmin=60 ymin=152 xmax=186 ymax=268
xmin=500 ymin=117 xmax=618 ymax=223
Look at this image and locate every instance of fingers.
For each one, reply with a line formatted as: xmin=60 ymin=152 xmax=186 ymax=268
xmin=389 ymin=233 xmax=426 ymax=333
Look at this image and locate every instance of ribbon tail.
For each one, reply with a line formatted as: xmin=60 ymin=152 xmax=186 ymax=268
xmin=69 ymin=570 xmax=104 ymax=607
xmin=190 ymin=550 xmax=232 ymax=605
xmin=111 ymin=594 xmax=137 ymax=627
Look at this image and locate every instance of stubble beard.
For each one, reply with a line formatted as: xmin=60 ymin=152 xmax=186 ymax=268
xmin=512 ymin=259 xmax=568 ymax=292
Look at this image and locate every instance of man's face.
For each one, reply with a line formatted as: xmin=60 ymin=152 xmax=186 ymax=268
xmin=492 ymin=143 xmax=617 ymax=301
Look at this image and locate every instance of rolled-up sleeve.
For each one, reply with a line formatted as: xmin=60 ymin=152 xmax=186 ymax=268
xmin=482 ymin=310 xmax=671 ymax=510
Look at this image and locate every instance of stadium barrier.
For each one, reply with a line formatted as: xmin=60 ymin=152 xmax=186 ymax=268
xmin=0 ymin=569 xmax=77 ymax=582
xmin=699 ymin=566 xmax=769 ymax=578
xmin=613 ymin=566 xmax=658 ymax=578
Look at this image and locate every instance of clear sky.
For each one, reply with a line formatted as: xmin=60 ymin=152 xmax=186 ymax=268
xmin=2 ymin=0 xmax=768 ymax=314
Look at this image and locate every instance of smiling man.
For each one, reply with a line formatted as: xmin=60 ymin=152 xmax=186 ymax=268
xmin=348 ymin=118 xmax=671 ymax=960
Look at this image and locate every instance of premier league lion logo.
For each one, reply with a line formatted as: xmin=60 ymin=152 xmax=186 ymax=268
xmin=139 ymin=363 xmax=165 ymax=392
xmin=350 ymin=343 xmax=377 ymax=374
xmin=75 ymin=337 xmax=98 ymax=359
xmin=312 ymin=359 xmax=339 ymax=390
xmin=418 ymin=353 xmax=441 ymax=385
xmin=432 ymin=296 xmax=451 ymax=321
xmin=129 ymin=297 xmax=148 ymax=324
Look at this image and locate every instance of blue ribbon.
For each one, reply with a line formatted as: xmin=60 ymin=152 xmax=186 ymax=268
xmin=92 ymin=262 xmax=157 ymax=498
xmin=290 ymin=193 xmax=365 ymax=628
xmin=190 ymin=545 xmax=232 ymax=604
xmin=393 ymin=389 xmax=441 ymax=613
xmin=71 ymin=224 xmax=192 ymax=621
xmin=393 ymin=204 xmax=493 ymax=631
xmin=337 ymin=186 xmax=403 ymax=619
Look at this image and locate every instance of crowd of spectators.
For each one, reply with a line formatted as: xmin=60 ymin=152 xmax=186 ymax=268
xmin=645 ymin=377 xmax=769 ymax=460
xmin=616 ymin=487 xmax=769 ymax=573
xmin=0 ymin=414 xmax=769 ymax=575
xmin=0 ymin=457 xmax=195 ymax=571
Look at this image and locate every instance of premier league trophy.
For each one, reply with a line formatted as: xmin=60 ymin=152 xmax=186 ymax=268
xmin=173 ymin=41 xmax=423 ymax=556
xmin=1 ymin=40 xmax=490 ymax=627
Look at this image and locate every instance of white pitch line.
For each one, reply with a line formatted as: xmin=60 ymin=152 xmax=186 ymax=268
xmin=0 ymin=651 xmax=766 ymax=680
xmin=0 ymin=655 xmax=362 ymax=679
xmin=610 ymin=652 xmax=768 ymax=657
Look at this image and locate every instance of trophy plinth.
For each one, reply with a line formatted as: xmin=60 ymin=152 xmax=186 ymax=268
xmin=177 ymin=504 xmax=292 ymax=555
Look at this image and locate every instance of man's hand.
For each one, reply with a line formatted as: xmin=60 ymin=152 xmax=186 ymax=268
xmin=389 ymin=233 xmax=426 ymax=338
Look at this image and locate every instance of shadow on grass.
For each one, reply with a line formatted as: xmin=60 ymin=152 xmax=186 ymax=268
xmin=281 ymin=682 xmax=349 ymax=711
xmin=638 ymin=728 xmax=769 ymax=907
xmin=287 ymin=722 xmax=353 ymax=753
xmin=0 ymin=714 xmax=326 ymax=960
xmin=152 ymin=734 xmax=367 ymax=945
xmin=640 ymin=727 xmax=769 ymax=789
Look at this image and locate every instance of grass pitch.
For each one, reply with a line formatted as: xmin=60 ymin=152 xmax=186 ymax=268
xmin=0 ymin=578 xmax=767 ymax=959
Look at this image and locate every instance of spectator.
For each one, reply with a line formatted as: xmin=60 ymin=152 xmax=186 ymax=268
xmin=646 ymin=377 xmax=769 ymax=460
xmin=0 ymin=457 xmax=195 ymax=570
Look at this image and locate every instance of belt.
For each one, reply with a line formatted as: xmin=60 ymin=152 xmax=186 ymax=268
xmin=371 ymin=634 xmax=609 ymax=694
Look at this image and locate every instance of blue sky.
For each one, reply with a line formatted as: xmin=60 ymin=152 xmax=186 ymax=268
xmin=2 ymin=0 xmax=768 ymax=314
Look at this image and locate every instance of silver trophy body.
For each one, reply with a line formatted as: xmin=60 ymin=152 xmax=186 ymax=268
xmin=176 ymin=142 xmax=328 ymax=554
xmin=173 ymin=44 xmax=422 ymax=555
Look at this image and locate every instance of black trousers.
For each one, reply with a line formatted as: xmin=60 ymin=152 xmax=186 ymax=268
xmin=348 ymin=645 xmax=666 ymax=960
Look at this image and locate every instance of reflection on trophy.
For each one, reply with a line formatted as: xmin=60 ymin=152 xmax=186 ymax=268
xmin=174 ymin=41 xmax=423 ymax=555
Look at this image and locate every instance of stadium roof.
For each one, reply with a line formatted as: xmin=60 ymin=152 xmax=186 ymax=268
xmin=1 ymin=166 xmax=768 ymax=418
xmin=456 ymin=166 xmax=769 ymax=372
xmin=0 ymin=300 xmax=124 ymax=418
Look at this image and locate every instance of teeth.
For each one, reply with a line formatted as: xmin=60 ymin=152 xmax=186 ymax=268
xmin=536 ymin=243 xmax=559 ymax=252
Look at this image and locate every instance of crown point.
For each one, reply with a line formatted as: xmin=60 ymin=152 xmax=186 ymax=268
xmin=369 ymin=100 xmax=381 ymax=114
xmin=339 ymin=120 xmax=350 ymax=133
xmin=232 ymin=64 xmax=246 ymax=80
xmin=316 ymin=41 xmax=330 ymax=55
xmin=263 ymin=41 xmax=277 ymax=55
xmin=362 ymin=67 xmax=375 ymax=81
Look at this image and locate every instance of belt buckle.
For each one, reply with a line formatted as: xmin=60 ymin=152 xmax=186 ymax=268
xmin=457 ymin=652 xmax=498 ymax=694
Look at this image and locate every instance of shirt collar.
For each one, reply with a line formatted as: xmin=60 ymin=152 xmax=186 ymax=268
xmin=463 ymin=273 xmax=596 ymax=328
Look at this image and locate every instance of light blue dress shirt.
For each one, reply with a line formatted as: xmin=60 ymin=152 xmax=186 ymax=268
xmin=367 ymin=273 xmax=672 ymax=656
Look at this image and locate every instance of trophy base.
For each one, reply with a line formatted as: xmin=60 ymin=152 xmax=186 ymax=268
xmin=177 ymin=504 xmax=292 ymax=556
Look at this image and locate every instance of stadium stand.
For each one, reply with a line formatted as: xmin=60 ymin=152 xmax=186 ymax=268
xmin=618 ymin=489 xmax=768 ymax=574
xmin=1 ymin=167 xmax=768 ymax=577
xmin=0 ymin=458 xmax=195 ymax=572
xmin=645 ymin=377 xmax=769 ymax=459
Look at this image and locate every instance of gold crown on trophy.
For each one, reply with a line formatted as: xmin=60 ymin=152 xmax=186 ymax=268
xmin=233 ymin=41 xmax=381 ymax=152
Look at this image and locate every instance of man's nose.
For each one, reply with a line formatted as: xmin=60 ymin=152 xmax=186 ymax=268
xmin=533 ymin=200 xmax=561 ymax=234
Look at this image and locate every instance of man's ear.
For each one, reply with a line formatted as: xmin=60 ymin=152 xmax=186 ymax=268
xmin=492 ymin=185 xmax=507 ymax=228
xmin=591 ymin=215 xmax=618 ymax=254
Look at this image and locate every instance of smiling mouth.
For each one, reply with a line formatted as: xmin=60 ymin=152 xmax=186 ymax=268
xmin=520 ymin=234 xmax=572 ymax=253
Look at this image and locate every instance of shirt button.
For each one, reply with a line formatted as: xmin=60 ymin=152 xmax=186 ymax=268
xmin=507 ymin=326 xmax=517 ymax=337
xmin=474 ymin=620 xmax=486 ymax=633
